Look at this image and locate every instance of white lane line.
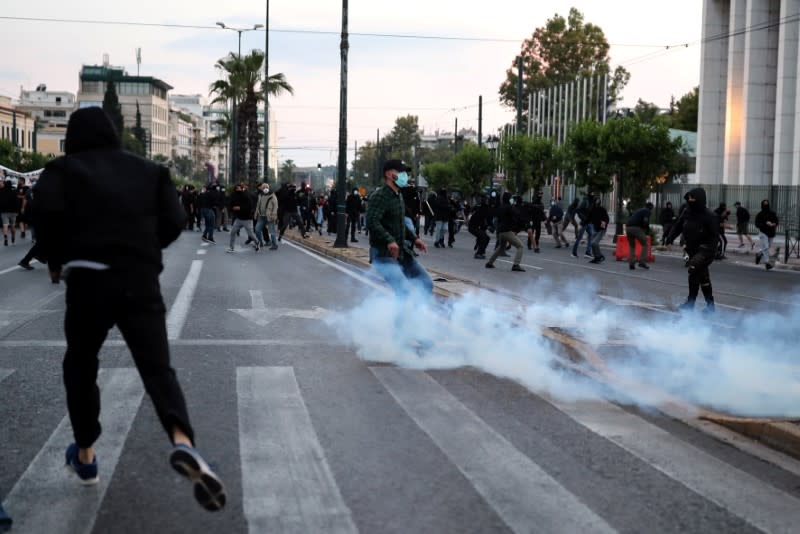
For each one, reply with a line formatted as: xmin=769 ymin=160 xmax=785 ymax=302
xmin=237 ymin=367 xmax=357 ymax=534
xmin=3 ymin=368 xmax=144 ymax=534
xmin=197 ymin=249 xmax=208 ymax=255
xmin=371 ymin=367 xmax=617 ymax=534
xmin=548 ymin=397 xmax=800 ymax=534
xmin=0 ymin=368 xmax=13 ymax=382
xmin=0 ymin=339 xmax=330 ymax=348
xmin=496 ymin=259 xmax=545 ymax=270
xmin=716 ymin=302 xmax=745 ymax=311
xmin=166 ymin=259 xmax=203 ymax=340
xmin=249 ymin=290 xmax=265 ymax=310
xmin=283 ymin=240 xmax=389 ymax=293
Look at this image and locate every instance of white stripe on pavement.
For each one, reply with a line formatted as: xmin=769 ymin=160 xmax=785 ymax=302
xmin=0 ymin=338 xmax=330 ymax=349
xmin=0 ymin=368 xmax=13 ymax=383
xmin=2 ymin=368 xmax=144 ymax=534
xmin=250 ymin=290 xmax=265 ymax=310
xmin=283 ymin=240 xmax=390 ymax=293
xmin=548 ymin=397 xmax=800 ymax=534
xmin=166 ymin=259 xmax=203 ymax=340
xmin=237 ymin=367 xmax=357 ymax=534
xmin=196 ymin=249 xmax=207 ymax=255
xmin=371 ymin=367 xmax=617 ymax=534
xmin=496 ymin=259 xmax=544 ymax=270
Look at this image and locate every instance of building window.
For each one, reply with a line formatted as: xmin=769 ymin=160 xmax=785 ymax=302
xmin=56 ymin=96 xmax=62 ymax=104
xmin=59 ymin=139 xmax=65 ymax=152
xmin=53 ymin=110 xmax=66 ymax=118
xmin=81 ymin=81 xmax=99 ymax=93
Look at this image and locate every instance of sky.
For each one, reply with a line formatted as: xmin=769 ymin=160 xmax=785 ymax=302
xmin=1 ymin=1 xmax=703 ymax=167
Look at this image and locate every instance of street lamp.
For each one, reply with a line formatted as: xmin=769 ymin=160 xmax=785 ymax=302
xmin=216 ymin=21 xmax=264 ymax=185
xmin=485 ymin=135 xmax=500 ymax=181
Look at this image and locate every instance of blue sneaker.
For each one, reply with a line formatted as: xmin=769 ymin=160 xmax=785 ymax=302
xmin=65 ymin=443 xmax=99 ymax=485
xmin=169 ymin=444 xmax=226 ymax=512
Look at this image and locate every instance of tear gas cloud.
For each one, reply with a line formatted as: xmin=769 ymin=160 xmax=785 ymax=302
xmin=325 ymin=276 xmax=800 ymax=417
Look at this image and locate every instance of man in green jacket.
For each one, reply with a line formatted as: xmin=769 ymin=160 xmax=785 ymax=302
xmin=367 ymin=160 xmax=432 ymax=294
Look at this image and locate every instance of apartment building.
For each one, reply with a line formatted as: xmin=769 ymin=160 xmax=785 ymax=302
xmin=16 ymin=85 xmax=76 ymax=156
xmin=0 ymin=96 xmax=36 ymax=152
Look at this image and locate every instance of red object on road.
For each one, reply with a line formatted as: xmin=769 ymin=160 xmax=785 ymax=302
xmin=614 ymin=234 xmax=655 ymax=262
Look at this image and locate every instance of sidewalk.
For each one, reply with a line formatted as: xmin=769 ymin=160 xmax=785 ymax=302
xmin=290 ymin=231 xmax=800 ymax=462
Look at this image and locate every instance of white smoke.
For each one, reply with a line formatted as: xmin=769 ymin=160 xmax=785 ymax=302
xmin=325 ymin=275 xmax=800 ymax=417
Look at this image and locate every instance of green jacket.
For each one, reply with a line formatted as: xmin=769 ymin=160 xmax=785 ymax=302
xmin=366 ymin=185 xmax=416 ymax=259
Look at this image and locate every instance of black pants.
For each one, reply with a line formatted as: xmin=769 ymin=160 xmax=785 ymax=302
xmin=346 ymin=213 xmax=358 ymax=240
xmin=469 ymin=227 xmax=490 ymax=255
xmin=63 ymin=268 xmax=193 ymax=448
xmin=686 ymin=247 xmax=714 ymax=302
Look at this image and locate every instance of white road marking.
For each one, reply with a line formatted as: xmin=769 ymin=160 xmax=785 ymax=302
xmin=250 ymin=289 xmax=265 ymax=310
xmin=166 ymin=260 xmax=203 ymax=340
xmin=0 ymin=338 xmax=328 ymax=348
xmin=196 ymin=249 xmax=207 ymax=255
xmin=237 ymin=367 xmax=357 ymax=534
xmin=283 ymin=240 xmax=390 ymax=293
xmin=2 ymin=368 xmax=144 ymax=534
xmin=599 ymin=294 xmax=666 ymax=312
xmin=716 ymin=302 xmax=745 ymax=311
xmin=548 ymin=397 xmax=800 ymax=534
xmin=0 ymin=368 xmax=13 ymax=382
xmin=371 ymin=367 xmax=617 ymax=534
xmin=495 ymin=259 xmax=544 ymax=270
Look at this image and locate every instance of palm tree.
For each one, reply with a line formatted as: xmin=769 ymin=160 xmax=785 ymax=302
xmin=209 ymin=51 xmax=293 ymax=186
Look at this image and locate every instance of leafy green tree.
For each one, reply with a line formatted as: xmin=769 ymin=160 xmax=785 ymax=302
xmin=173 ymin=155 xmax=194 ymax=178
xmin=499 ymin=8 xmax=629 ymax=120
xmin=452 ymin=143 xmax=494 ymax=195
xmin=102 ymin=78 xmax=124 ymax=135
xmin=128 ymin=101 xmax=147 ymax=156
xmin=352 ymin=141 xmax=379 ymax=187
xmin=423 ymin=161 xmax=457 ymax=192
xmin=0 ymin=139 xmax=53 ymax=171
xmin=383 ymin=115 xmax=421 ymax=164
xmin=562 ymin=120 xmax=612 ymax=193
xmin=279 ymin=159 xmax=296 ymax=184
xmin=632 ymin=99 xmax=668 ymax=126
xmin=527 ymin=136 xmax=560 ymax=193
xmin=669 ymin=86 xmax=699 ymax=132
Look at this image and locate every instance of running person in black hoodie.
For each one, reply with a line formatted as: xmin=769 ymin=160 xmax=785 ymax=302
xmin=34 ymin=107 xmax=226 ymax=510
xmin=754 ymin=199 xmax=779 ymax=270
xmin=227 ymin=182 xmax=259 ymax=252
xmin=665 ymin=188 xmax=719 ymax=314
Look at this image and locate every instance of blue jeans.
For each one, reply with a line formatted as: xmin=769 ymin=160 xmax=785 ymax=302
xmin=572 ymin=224 xmax=595 ymax=255
xmin=434 ymin=221 xmax=447 ymax=243
xmin=370 ymin=247 xmax=434 ymax=295
xmin=201 ymin=208 xmax=215 ymax=240
xmin=255 ymin=217 xmax=278 ymax=247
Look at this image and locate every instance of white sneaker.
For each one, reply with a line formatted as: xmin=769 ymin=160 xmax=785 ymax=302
xmin=226 ymin=248 xmax=235 ymax=253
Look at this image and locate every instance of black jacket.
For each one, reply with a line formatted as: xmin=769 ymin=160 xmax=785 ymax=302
xmin=588 ymin=204 xmax=609 ymax=230
xmin=659 ymin=206 xmax=675 ymax=226
xmin=755 ymin=206 xmax=779 ymax=238
xmin=736 ymin=205 xmax=750 ymax=224
xmin=34 ymin=109 xmax=183 ymax=272
xmin=665 ymin=188 xmax=719 ymax=254
xmin=229 ymin=190 xmax=254 ymax=220
xmin=627 ymin=207 xmax=652 ymax=230
xmin=0 ymin=183 xmax=17 ymax=213
xmin=468 ymin=203 xmax=489 ymax=232
xmin=346 ymin=192 xmax=361 ymax=216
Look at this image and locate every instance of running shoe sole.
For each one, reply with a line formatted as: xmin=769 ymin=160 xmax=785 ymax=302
xmin=169 ymin=446 xmax=226 ymax=512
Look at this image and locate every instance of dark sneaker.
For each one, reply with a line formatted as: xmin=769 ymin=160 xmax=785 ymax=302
xmin=202 ymin=236 xmax=211 ymax=243
xmin=20 ymin=231 xmax=25 ymax=239
xmin=629 ymin=264 xmax=636 ymax=270
xmin=589 ymin=258 xmax=601 ymax=264
xmin=244 ymin=238 xmax=253 ymax=245
xmin=351 ymin=238 xmax=358 ymax=243
xmin=18 ymin=262 xmax=33 ymax=271
xmin=169 ymin=444 xmax=226 ymax=512
xmin=755 ymin=252 xmax=762 ymax=264
xmin=208 ymin=239 xmax=216 ymax=245
xmin=511 ymin=264 xmax=526 ymax=272
xmin=253 ymin=243 xmax=260 ymax=252
xmin=485 ymin=262 xmax=495 ymax=269
xmin=564 ymin=242 xmax=570 ymax=247
xmin=534 ymin=248 xmax=540 ymax=253
xmin=584 ymin=252 xmax=593 ymax=259
xmin=226 ymin=248 xmax=235 ymax=253
xmin=570 ymin=252 xmax=578 ymax=258
xmin=555 ymin=245 xmax=562 ymax=249
xmin=678 ymin=300 xmax=695 ymax=312
xmin=474 ymin=253 xmax=485 ymax=259
xmin=702 ymin=302 xmax=716 ymax=314
xmin=3 ymin=237 xmax=6 ymax=246
xmin=269 ymin=245 xmax=278 ymax=250
xmin=637 ymin=262 xmax=649 ymax=270
xmin=766 ymin=263 xmax=774 ymax=270
xmin=65 ymin=443 xmax=99 ymax=485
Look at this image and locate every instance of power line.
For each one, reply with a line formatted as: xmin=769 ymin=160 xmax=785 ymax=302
xmin=0 ymin=15 xmax=668 ymax=47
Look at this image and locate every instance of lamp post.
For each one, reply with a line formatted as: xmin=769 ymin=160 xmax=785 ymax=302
xmin=264 ymin=1 xmax=270 ymax=186
xmin=485 ymin=135 xmax=499 ymax=186
xmin=333 ymin=0 xmax=350 ymax=248
xmin=216 ymin=22 xmax=264 ymax=185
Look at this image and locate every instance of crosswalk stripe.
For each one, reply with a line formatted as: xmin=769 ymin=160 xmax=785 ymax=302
xmin=2 ymin=368 xmax=144 ymax=534
xmin=371 ymin=367 xmax=617 ymax=534
xmin=167 ymin=259 xmax=203 ymax=340
xmin=237 ymin=367 xmax=357 ymax=534
xmin=548 ymin=398 xmax=800 ymax=534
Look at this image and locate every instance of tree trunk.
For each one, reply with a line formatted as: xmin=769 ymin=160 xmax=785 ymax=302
xmin=236 ymin=103 xmax=248 ymax=183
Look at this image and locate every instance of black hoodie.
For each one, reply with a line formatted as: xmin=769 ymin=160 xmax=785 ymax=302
xmin=754 ymin=201 xmax=779 ymax=237
xmin=665 ymin=187 xmax=719 ymax=253
xmin=34 ymin=107 xmax=185 ymax=272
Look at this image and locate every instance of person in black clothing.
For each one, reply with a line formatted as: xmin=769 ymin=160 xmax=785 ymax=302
xmin=754 ymin=199 xmax=779 ymax=270
xmin=485 ymin=192 xmax=525 ymax=271
xmin=227 ymin=182 xmax=259 ymax=252
xmin=468 ymin=197 xmax=491 ymax=259
xmin=526 ymin=193 xmax=546 ymax=252
xmin=422 ymin=192 xmax=436 ymax=236
xmin=626 ymin=202 xmax=653 ymax=270
xmin=432 ymin=189 xmax=451 ymax=248
xmin=659 ymin=201 xmax=675 ymax=246
xmin=198 ymin=186 xmax=216 ymax=243
xmin=326 ymin=188 xmax=338 ymax=235
xmin=345 ymin=188 xmax=362 ymax=242
xmin=278 ymin=183 xmax=307 ymax=239
xmin=587 ymin=196 xmax=610 ymax=263
xmin=181 ymin=185 xmax=195 ymax=230
xmin=446 ymin=195 xmax=459 ymax=247
xmin=33 ymin=107 xmax=226 ymax=510
xmin=665 ymin=188 xmax=719 ymax=313
xmin=734 ymin=201 xmax=754 ymax=249
xmin=0 ymin=179 xmax=19 ymax=246
xmin=713 ymin=202 xmax=730 ymax=259
xmin=401 ymin=182 xmax=421 ymax=237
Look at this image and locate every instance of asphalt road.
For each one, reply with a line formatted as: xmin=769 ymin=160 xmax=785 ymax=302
xmin=1 ymin=228 xmax=800 ymax=534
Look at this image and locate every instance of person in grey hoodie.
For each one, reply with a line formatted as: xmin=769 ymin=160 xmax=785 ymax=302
xmin=254 ymin=182 xmax=279 ymax=250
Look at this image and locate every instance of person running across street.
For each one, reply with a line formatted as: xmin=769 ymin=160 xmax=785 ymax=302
xmin=485 ymin=192 xmax=526 ymax=272
xmin=254 ymin=182 xmax=280 ymax=250
xmin=626 ymin=201 xmax=653 ymax=270
xmin=227 ymin=183 xmax=260 ymax=253
xmin=734 ymin=201 xmax=754 ymax=249
xmin=366 ymin=160 xmax=432 ymax=294
xmin=754 ymin=198 xmax=779 ymax=270
xmin=548 ymin=198 xmax=569 ymax=248
xmin=665 ymin=188 xmax=719 ymax=314
xmin=659 ymin=201 xmax=675 ymax=246
xmin=0 ymin=178 xmax=18 ymax=246
xmin=33 ymin=107 xmax=226 ymax=510
xmin=587 ymin=196 xmax=610 ymax=263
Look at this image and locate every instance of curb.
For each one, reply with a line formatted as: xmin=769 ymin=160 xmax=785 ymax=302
xmin=291 ymin=234 xmax=800 ymax=461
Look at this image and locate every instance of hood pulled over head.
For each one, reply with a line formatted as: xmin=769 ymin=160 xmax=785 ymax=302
xmin=64 ymin=107 xmax=121 ymax=155
xmin=684 ymin=187 xmax=707 ymax=211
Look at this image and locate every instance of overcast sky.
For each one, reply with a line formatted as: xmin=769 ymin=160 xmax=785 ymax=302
xmin=1 ymin=1 xmax=703 ymax=167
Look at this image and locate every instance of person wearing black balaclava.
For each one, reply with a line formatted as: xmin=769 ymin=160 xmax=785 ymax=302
xmin=754 ymin=198 xmax=779 ymax=270
xmin=665 ymin=187 xmax=719 ymax=313
xmin=33 ymin=107 xmax=226 ymax=510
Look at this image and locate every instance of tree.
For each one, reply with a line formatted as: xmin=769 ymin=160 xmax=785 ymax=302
xmin=669 ymin=86 xmax=699 ymax=132
xmin=499 ymin=8 xmax=629 ymax=121
xmin=102 ymin=78 xmax=124 ymax=135
xmin=527 ymin=136 xmax=560 ymax=193
xmin=383 ymin=115 xmax=421 ymax=165
xmin=562 ymin=120 xmax=613 ymax=193
xmin=451 ymin=143 xmax=494 ymax=195
xmin=130 ymin=101 xmax=148 ymax=156
xmin=352 ymin=141 xmax=379 ymax=187
xmin=423 ymin=161 xmax=457 ymax=192
xmin=0 ymin=139 xmax=53 ymax=171
xmin=279 ymin=159 xmax=296 ymax=184
xmin=210 ymin=51 xmax=293 ymax=186
xmin=173 ymin=155 xmax=194 ymax=178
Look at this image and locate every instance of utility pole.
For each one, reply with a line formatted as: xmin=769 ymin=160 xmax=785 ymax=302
xmin=515 ymin=56 xmax=524 ymax=194
xmin=264 ymin=0 xmax=270 ymax=184
xmin=478 ymin=95 xmax=483 ymax=147
xmin=454 ymin=117 xmax=458 ymax=154
xmin=333 ymin=0 xmax=350 ymax=248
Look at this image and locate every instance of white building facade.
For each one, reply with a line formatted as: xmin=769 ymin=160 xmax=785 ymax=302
xmin=697 ymin=0 xmax=800 ymax=186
